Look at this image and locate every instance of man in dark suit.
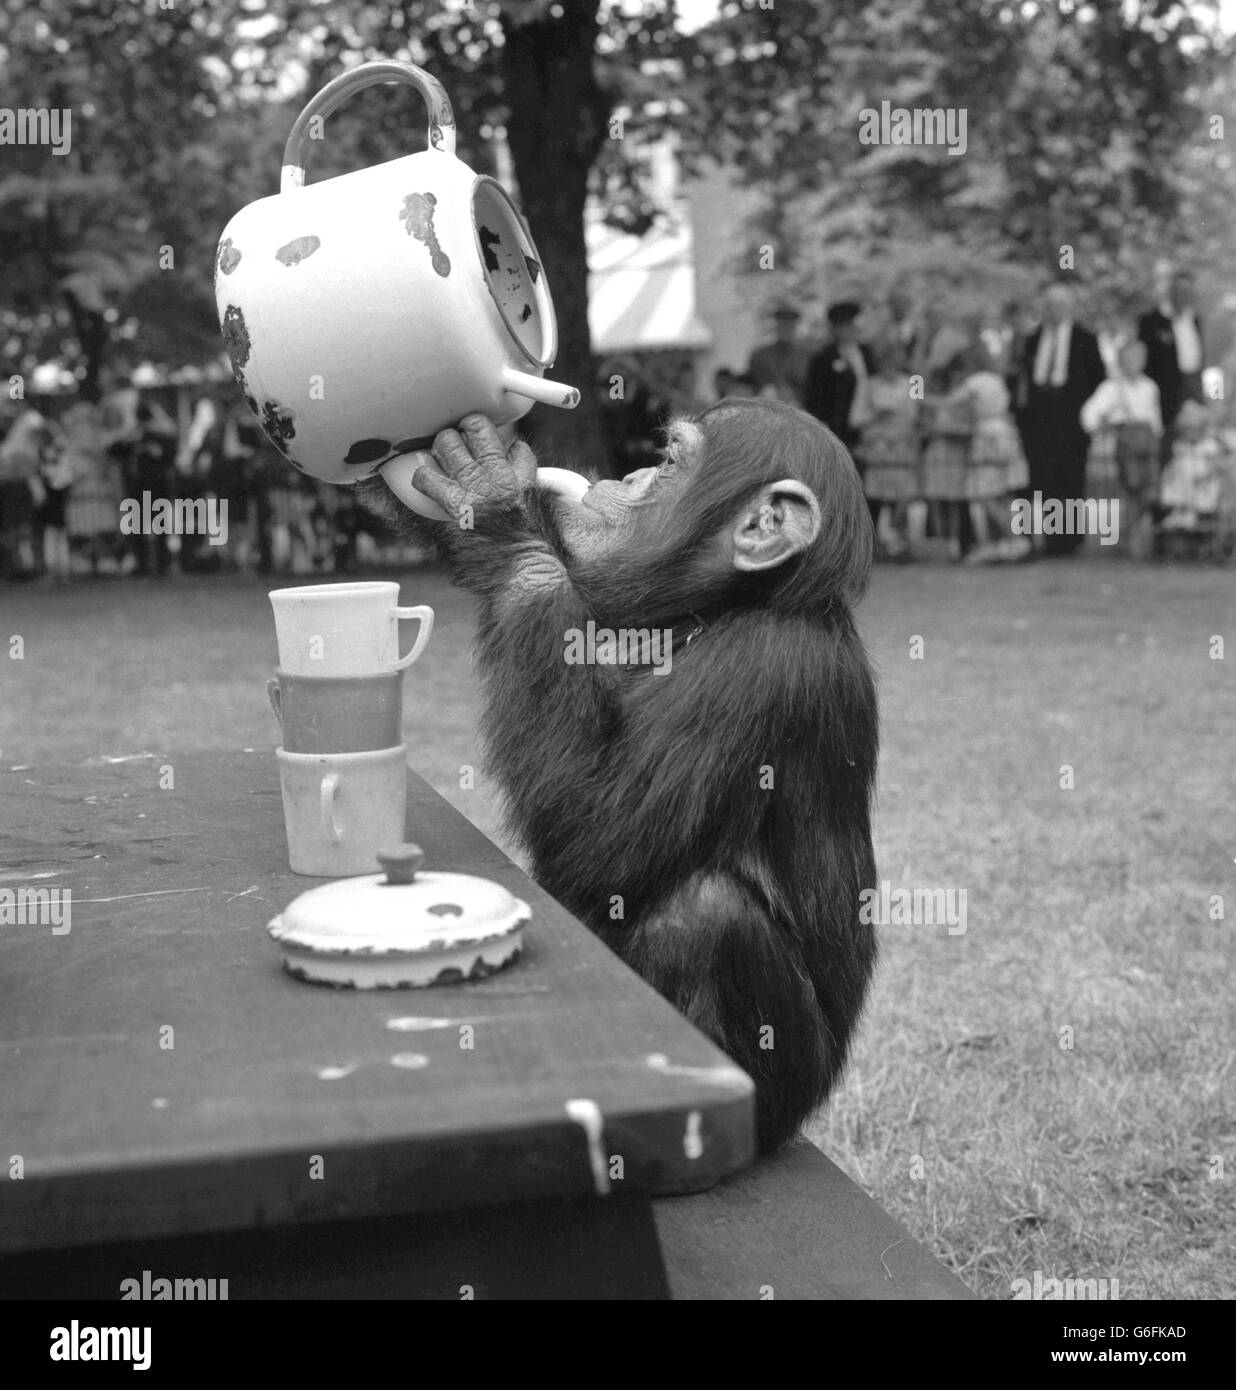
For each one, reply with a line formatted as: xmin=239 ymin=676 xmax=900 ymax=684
xmin=1019 ymin=283 xmax=1107 ymax=556
xmin=746 ymin=303 xmax=813 ymax=407
xmin=1137 ymin=269 xmax=1204 ymax=439
xmin=803 ymin=300 xmax=875 ymax=453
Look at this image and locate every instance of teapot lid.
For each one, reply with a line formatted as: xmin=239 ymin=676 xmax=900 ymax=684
xmin=268 ymin=844 xmax=530 ymax=989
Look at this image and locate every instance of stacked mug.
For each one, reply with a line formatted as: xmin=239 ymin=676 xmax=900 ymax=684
xmin=268 ymin=582 xmax=434 ymax=876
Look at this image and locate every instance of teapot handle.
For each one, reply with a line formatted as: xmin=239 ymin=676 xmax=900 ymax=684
xmin=281 ymin=60 xmax=456 ymax=194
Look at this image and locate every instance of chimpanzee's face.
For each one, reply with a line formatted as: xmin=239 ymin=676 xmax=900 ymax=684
xmin=564 ymin=418 xmax=702 ymax=553
xmin=557 ymin=411 xmax=822 ymax=604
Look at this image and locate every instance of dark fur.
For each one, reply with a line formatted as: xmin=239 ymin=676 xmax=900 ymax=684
xmin=361 ymin=400 xmax=879 ymax=1152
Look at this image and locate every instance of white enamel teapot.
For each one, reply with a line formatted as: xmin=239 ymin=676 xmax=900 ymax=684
xmin=214 ymin=59 xmax=589 ymax=518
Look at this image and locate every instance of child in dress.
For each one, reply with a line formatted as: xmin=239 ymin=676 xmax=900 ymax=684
xmin=953 ymin=341 xmax=1030 ymax=561
xmin=860 ymin=339 xmax=922 ymax=559
xmin=1080 ymin=339 xmax=1162 ymax=559
xmin=926 ymin=341 xmax=1029 ymax=561
xmin=1159 ymin=399 xmax=1222 ymax=532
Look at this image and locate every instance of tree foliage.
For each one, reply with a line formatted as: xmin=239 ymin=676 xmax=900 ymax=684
xmin=667 ymin=0 xmax=1232 ymax=326
xmin=1 ymin=0 xmax=1229 ymax=422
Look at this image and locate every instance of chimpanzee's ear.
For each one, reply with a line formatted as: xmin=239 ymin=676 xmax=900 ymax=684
xmin=728 ymin=480 xmax=822 ymax=572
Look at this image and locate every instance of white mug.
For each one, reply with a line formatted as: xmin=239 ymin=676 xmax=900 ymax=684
xmin=270 ymin=581 xmax=433 ymax=676
xmin=276 ymin=743 xmax=407 ymax=877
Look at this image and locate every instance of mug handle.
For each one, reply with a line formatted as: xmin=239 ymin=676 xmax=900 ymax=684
xmin=281 ymin=61 xmax=456 ymax=194
xmin=266 ymin=677 xmax=283 ymax=723
xmin=391 ymin=605 xmax=434 ymax=670
xmin=320 ymin=773 xmax=342 ymax=844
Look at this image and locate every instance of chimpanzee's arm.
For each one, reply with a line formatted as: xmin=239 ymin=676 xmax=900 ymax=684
xmin=414 ymin=421 xmax=859 ymax=909
xmin=433 ymin=484 xmax=574 ymax=621
xmin=460 ymin=508 xmax=802 ymax=908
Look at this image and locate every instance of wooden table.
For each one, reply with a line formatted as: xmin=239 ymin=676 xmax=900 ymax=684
xmin=0 ymin=750 xmax=756 ymax=1299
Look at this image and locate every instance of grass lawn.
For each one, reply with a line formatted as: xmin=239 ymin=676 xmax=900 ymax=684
xmin=2 ymin=557 xmax=1233 ymax=1300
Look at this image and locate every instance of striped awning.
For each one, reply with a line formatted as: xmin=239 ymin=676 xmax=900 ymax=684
xmin=586 ymin=210 xmax=713 ymax=354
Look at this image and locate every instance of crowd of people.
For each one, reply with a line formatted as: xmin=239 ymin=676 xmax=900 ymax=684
xmin=730 ymin=269 xmax=1235 ymax=562
xmin=3 ymin=266 xmax=1232 ymax=582
xmin=0 ymin=387 xmax=416 ymax=583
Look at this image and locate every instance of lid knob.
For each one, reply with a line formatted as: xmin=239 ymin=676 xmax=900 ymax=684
xmin=376 ymin=843 xmax=425 ymax=885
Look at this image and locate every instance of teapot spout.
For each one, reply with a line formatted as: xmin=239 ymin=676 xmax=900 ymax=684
xmin=501 ymin=367 xmax=580 ymax=410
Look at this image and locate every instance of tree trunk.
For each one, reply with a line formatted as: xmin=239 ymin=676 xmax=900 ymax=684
xmin=64 ymin=289 xmax=108 ymax=403
xmin=500 ymin=2 xmax=612 ymax=479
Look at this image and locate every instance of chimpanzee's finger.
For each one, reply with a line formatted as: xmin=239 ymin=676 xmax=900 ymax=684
xmin=410 ymin=455 xmax=466 ymax=515
xmin=431 ymin=427 xmax=478 ymax=481
xmin=457 ymin=414 xmax=509 ymax=468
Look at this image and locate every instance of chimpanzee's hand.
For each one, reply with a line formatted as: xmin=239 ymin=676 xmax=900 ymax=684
xmin=410 ymin=414 xmax=537 ymax=530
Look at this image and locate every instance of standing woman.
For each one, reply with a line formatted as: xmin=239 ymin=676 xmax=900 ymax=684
xmin=860 ymin=336 xmax=922 ymax=559
xmin=0 ymin=410 xmax=50 ymax=577
xmin=63 ymin=401 xmax=123 ymax=575
xmin=36 ymin=416 xmax=74 ymax=584
xmin=921 ymin=345 xmax=972 ymax=560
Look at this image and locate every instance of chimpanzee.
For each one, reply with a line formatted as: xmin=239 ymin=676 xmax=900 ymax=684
xmin=362 ymin=399 xmax=878 ymax=1153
